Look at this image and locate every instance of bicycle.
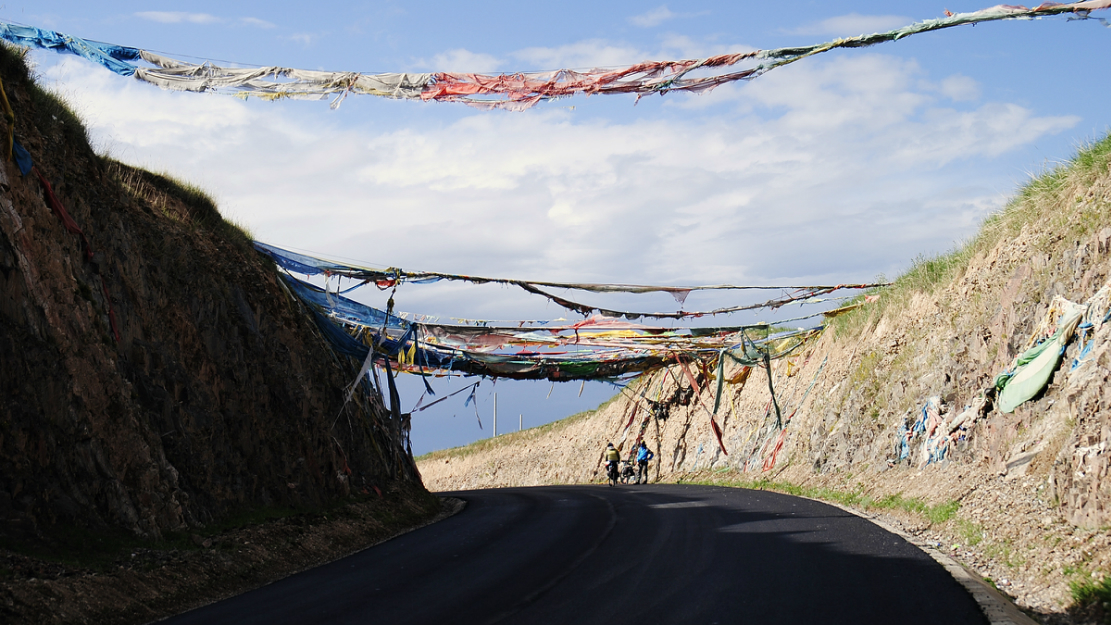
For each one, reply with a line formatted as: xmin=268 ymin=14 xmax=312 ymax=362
xmin=605 ymin=460 xmax=619 ymax=486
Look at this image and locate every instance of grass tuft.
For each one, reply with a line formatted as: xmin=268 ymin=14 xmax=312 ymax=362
xmin=830 ymin=133 xmax=1111 ymax=340
xmin=1069 ymin=575 xmax=1110 ymax=616
xmin=956 ymin=519 xmax=984 ymax=546
xmin=0 ymin=43 xmax=94 ymax=157
xmin=108 ymin=161 xmax=255 ymax=252
xmin=688 ymin=477 xmax=961 ymax=527
xmin=926 ymin=500 xmax=960 ymax=525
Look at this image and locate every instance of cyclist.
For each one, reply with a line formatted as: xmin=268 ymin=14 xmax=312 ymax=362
xmin=603 ymin=443 xmax=621 ymax=485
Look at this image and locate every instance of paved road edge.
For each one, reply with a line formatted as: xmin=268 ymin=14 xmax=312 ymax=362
xmin=807 ymin=496 xmax=1039 ymax=625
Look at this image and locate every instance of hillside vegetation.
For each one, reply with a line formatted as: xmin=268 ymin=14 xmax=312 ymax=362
xmin=418 ymin=135 xmax=1111 ymax=623
xmin=0 ymin=44 xmax=435 ymax=624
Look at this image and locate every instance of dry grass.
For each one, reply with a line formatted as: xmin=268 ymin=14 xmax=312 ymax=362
xmin=831 ymin=134 xmax=1111 ymax=339
xmin=108 ymin=160 xmax=255 ymax=250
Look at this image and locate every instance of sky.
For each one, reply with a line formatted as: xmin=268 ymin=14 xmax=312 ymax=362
xmin=9 ymin=1 xmax=1110 ymax=455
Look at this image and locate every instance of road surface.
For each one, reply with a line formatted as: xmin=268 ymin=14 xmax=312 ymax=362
xmin=163 ymin=484 xmax=987 ymax=624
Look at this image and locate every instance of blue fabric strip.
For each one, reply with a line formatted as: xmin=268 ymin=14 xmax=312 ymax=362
xmin=0 ymin=23 xmax=139 ymax=76
xmin=12 ymin=140 xmax=32 ymax=176
xmin=279 ymin=274 xmax=409 ymax=332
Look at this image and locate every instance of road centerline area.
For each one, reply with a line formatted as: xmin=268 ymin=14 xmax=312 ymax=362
xmin=162 ymin=485 xmax=987 ymax=625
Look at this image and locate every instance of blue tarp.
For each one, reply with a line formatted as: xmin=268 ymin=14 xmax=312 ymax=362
xmin=0 ymin=23 xmax=139 ymax=76
xmin=279 ymin=274 xmax=409 ymax=333
xmin=256 ymin=241 xmax=446 ymax=286
xmin=255 ymin=241 xmax=370 ymax=278
xmin=308 ymin=307 xmax=371 ymax=360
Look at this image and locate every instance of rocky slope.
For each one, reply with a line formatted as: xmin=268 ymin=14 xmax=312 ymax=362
xmin=0 ymin=43 xmax=421 ymax=549
xmin=418 ymin=137 xmax=1110 ymax=622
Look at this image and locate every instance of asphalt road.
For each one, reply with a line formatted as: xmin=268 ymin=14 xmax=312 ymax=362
xmin=162 ymin=485 xmax=987 ymax=625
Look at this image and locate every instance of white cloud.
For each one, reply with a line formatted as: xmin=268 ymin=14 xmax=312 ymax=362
xmin=788 ymin=13 xmax=910 ymax=37
xmin=134 ymin=12 xmax=275 ymax=29
xmin=547 ymin=199 xmax=591 ymax=226
xmin=240 ymin=17 xmax=276 ymax=29
xmin=135 ymin=11 xmax=222 ymax=25
xmin=288 ymin=33 xmax=315 ymax=47
xmin=512 ymin=40 xmax=649 ymax=70
xmin=629 ymin=6 xmax=710 ymax=29
xmin=38 ymin=49 xmax=1077 ymax=319
xmin=419 ymin=49 xmax=504 ymax=73
xmin=631 ymin=6 xmax=676 ymax=28
xmin=505 ymin=36 xmax=755 ymax=72
xmin=937 ymin=74 xmax=981 ymax=102
xmin=655 ymin=34 xmax=756 ymax=59
xmin=419 ymin=36 xmax=756 ymax=76
xmin=888 ymin=103 xmax=1078 ymax=164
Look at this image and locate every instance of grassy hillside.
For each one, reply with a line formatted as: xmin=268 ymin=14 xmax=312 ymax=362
xmin=832 ymin=134 xmax=1110 ymax=339
xmin=417 ymin=135 xmax=1111 ymax=622
xmin=1 ymin=41 xmax=440 ymax=625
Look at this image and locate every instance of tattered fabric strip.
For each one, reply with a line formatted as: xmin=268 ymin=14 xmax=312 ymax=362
xmin=1 ymin=2 xmax=1106 ymax=109
xmin=134 ymin=51 xmax=432 ymax=105
xmin=427 ymin=1 xmax=1110 ymax=109
xmin=254 ymin=241 xmax=885 ymax=295
xmin=286 ymin=267 xmax=828 ymax=356
xmin=0 ymin=23 xmax=431 ymax=106
xmin=0 ymin=22 xmax=139 ymax=75
xmin=513 ymin=280 xmax=878 ymax=320
xmin=255 ymin=241 xmax=887 ymax=320
xmin=276 ymin=269 xmax=838 ymax=382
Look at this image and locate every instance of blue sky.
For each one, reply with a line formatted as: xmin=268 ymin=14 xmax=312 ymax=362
xmin=11 ymin=2 xmax=1110 ymax=454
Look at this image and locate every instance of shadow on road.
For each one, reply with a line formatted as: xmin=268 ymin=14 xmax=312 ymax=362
xmin=163 ymin=484 xmax=987 ymax=625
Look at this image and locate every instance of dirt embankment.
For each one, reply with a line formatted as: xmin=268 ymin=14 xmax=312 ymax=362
xmin=0 ymin=44 xmax=434 ymax=624
xmin=1 ymin=483 xmax=443 ymax=625
xmin=419 ymin=138 xmax=1111 ymax=622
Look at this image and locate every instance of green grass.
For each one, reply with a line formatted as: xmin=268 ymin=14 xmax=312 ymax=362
xmin=983 ymin=539 xmax=1024 ymax=569
xmin=830 ymin=133 xmax=1111 ymax=340
xmin=0 ymin=43 xmax=95 ymax=157
xmin=993 ymin=134 xmax=1111 ymax=239
xmin=1070 ymin=575 xmax=1110 ymax=613
xmin=956 ymin=519 xmax=984 ymax=546
xmin=926 ymin=500 xmax=960 ymax=524
xmin=867 ymin=492 xmax=959 ymax=524
xmin=1 ymin=42 xmax=254 ymax=257
xmin=108 ymin=161 xmax=255 ymax=251
xmin=686 ymin=476 xmax=962 ymax=526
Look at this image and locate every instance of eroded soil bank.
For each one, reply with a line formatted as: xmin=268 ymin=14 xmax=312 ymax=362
xmin=0 ymin=43 xmax=432 ymax=624
xmin=0 ymin=485 xmax=443 ymax=625
xmin=419 ymin=138 xmax=1111 ymax=624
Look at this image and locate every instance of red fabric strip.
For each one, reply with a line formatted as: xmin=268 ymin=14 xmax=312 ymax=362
xmin=674 ymin=356 xmax=727 ymax=455
xmin=33 ymin=166 xmax=120 ymax=343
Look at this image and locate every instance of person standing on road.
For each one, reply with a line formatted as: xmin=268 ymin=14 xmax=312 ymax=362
xmin=635 ymin=441 xmax=654 ymax=484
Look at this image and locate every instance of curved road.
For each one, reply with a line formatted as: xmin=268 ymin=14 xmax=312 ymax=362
xmin=164 ymin=485 xmax=986 ymax=624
